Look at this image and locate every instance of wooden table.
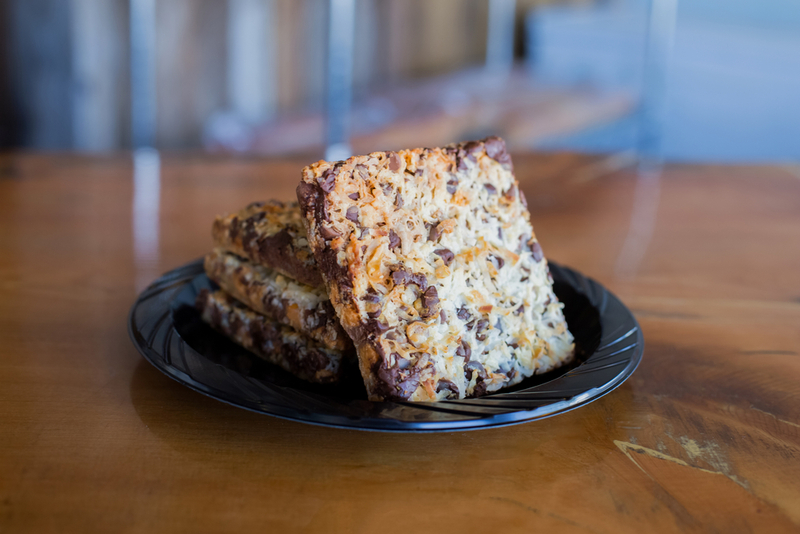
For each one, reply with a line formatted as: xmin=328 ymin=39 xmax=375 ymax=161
xmin=1 ymin=152 xmax=798 ymax=533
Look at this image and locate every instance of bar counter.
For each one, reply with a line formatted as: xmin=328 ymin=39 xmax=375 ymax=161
xmin=1 ymin=152 xmax=798 ymax=532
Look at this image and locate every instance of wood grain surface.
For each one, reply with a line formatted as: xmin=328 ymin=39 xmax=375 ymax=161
xmin=0 ymin=152 xmax=798 ymax=533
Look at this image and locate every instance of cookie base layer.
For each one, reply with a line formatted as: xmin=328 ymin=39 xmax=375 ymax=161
xmin=204 ymin=248 xmax=351 ymax=351
xmin=195 ymin=288 xmax=349 ymax=384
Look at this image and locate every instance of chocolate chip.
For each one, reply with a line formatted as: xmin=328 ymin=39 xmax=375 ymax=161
xmin=491 ymin=254 xmax=504 ymax=269
xmin=465 ymin=360 xmax=486 ymax=382
xmin=520 ymin=190 xmax=528 ymax=208
xmin=422 ymin=286 xmax=439 ymax=315
xmin=428 ymin=222 xmax=443 ymax=242
xmin=503 ymin=184 xmax=517 ymax=200
xmin=532 ymin=241 xmax=543 ymax=262
xmin=388 ymin=152 xmax=402 ymax=172
xmin=370 ymin=320 xmax=390 ymax=334
xmin=396 ymin=354 xmax=411 ymax=369
xmin=440 ymin=310 xmax=446 ymax=324
xmin=367 ymin=310 xmax=381 ymax=319
xmin=457 ymin=307 xmax=470 ymax=321
xmin=364 ymin=291 xmax=381 ymax=303
xmin=484 ymin=183 xmax=497 ymax=194
xmin=348 ymin=192 xmax=360 ymax=200
xmin=484 ymin=136 xmax=504 ymax=155
xmin=475 ymin=319 xmax=489 ymax=341
xmin=355 ymin=164 xmax=369 ymax=181
xmin=446 ymin=178 xmax=458 ymax=194
xmin=519 ymin=235 xmax=531 ymax=253
xmin=434 ymin=248 xmax=454 ymax=266
xmin=484 ymin=136 xmax=512 ymax=169
xmin=389 ymin=229 xmax=401 ymax=251
xmin=320 ymin=169 xmax=336 ymax=193
xmin=499 ymin=361 xmax=516 ymax=379
xmin=456 ymin=340 xmax=471 ymax=360
xmin=455 ymin=143 xmax=479 ymax=171
xmin=392 ymin=269 xmax=427 ymax=289
xmin=472 ymin=379 xmax=488 ymax=397
xmin=346 ymin=206 xmax=359 ymax=223
xmin=436 ymin=379 xmax=459 ymax=397
xmin=498 ymin=227 xmax=503 ymax=240
xmin=395 ymin=194 xmax=404 ymax=208
xmin=392 ymin=269 xmax=409 ymax=286
xmin=319 ymin=225 xmax=341 ymax=240
xmin=514 ymin=305 xmax=524 ymax=316
xmin=410 ymin=272 xmax=428 ymax=290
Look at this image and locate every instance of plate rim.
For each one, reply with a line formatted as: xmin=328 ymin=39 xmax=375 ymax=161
xmin=128 ymin=259 xmax=643 ymax=432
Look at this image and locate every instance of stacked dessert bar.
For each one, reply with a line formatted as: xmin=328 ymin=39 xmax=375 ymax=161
xmin=197 ymin=137 xmax=575 ymax=401
xmin=196 ymin=200 xmax=355 ymax=384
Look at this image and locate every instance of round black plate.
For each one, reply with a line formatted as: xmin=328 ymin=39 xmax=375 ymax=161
xmin=128 ymin=259 xmax=643 ymax=432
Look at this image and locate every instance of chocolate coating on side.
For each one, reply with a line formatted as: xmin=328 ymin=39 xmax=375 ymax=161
xmin=212 ymin=199 xmax=324 ymax=287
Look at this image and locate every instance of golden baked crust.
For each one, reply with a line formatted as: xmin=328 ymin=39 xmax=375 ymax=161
xmin=297 ymin=137 xmax=575 ymax=401
xmin=195 ymin=288 xmax=349 ymax=383
xmin=204 ymin=248 xmax=352 ymax=351
xmin=212 ymin=200 xmax=323 ymax=288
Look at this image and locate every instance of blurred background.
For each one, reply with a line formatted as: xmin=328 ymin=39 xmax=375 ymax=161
xmin=0 ymin=0 xmax=797 ymax=162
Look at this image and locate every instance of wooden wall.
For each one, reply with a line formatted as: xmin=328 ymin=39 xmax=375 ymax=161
xmin=0 ymin=0 xmax=571 ymax=150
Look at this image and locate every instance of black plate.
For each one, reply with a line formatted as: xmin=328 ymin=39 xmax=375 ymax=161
xmin=128 ymin=259 xmax=643 ymax=432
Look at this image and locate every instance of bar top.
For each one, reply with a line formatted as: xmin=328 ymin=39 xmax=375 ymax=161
xmin=1 ymin=152 xmax=798 ymax=532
